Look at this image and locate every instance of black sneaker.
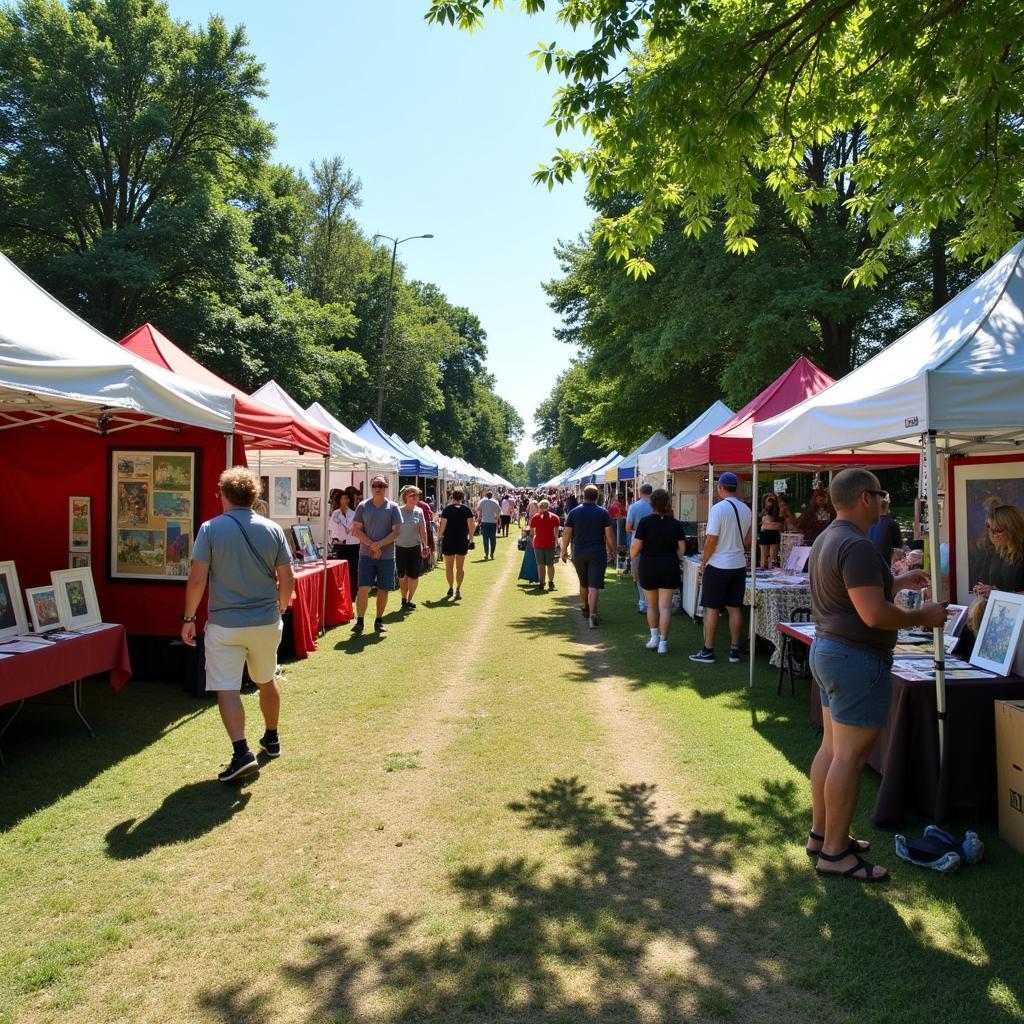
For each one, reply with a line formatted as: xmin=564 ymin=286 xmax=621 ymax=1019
xmin=259 ymin=733 xmax=281 ymax=758
xmin=447 ymin=587 xmax=454 ymax=597
xmin=400 ymin=598 xmax=409 ymax=609
xmin=729 ymin=646 xmax=742 ymax=664
xmin=351 ymin=619 xmax=364 ymax=634
xmin=374 ymin=618 xmax=387 ymax=633
xmin=217 ymin=749 xmax=258 ymax=782
xmin=548 ymin=581 xmax=555 ymax=591
xmin=689 ymin=648 xmax=716 ymax=664
xmin=406 ymin=601 xmax=416 ymax=610
xmin=581 ymin=606 xmax=589 ymax=618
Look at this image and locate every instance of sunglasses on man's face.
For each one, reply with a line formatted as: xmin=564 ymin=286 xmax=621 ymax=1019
xmin=371 ymin=483 xmax=386 ymax=490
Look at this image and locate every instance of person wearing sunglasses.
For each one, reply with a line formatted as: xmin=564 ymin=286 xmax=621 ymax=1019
xmin=351 ymin=475 xmax=403 ymax=634
xmin=806 ymin=469 xmax=947 ymax=883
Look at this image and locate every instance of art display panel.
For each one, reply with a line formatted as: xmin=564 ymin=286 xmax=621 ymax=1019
xmin=109 ymin=449 xmax=198 ymax=580
xmin=0 ymin=561 xmax=29 ymax=640
xmin=51 ymin=568 xmax=102 ymax=629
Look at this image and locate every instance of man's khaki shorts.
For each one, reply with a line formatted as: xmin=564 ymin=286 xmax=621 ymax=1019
xmin=204 ymin=620 xmax=283 ymax=692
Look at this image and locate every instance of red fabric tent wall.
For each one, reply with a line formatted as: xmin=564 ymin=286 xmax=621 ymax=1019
xmin=4 ymin=422 xmax=244 ymax=637
xmin=669 ymin=357 xmax=835 ymax=470
xmin=119 ymin=324 xmax=331 ymax=455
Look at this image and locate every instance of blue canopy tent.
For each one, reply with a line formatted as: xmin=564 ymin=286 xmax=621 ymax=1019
xmin=355 ymin=419 xmax=438 ymax=477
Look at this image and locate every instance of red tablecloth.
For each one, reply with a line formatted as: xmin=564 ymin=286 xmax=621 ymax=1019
xmin=0 ymin=624 xmax=132 ymax=705
xmin=289 ymin=560 xmax=352 ymax=658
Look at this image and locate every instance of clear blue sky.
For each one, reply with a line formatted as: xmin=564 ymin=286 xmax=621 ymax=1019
xmin=164 ymin=0 xmax=593 ymax=461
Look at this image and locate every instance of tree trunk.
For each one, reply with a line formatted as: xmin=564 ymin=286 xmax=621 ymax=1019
xmin=815 ymin=315 xmax=855 ymax=377
xmin=929 ymin=226 xmax=949 ymax=312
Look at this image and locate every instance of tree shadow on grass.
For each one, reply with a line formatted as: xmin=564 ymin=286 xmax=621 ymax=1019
xmin=105 ymin=778 xmax=254 ymax=859
xmin=0 ymin=680 xmax=207 ymax=834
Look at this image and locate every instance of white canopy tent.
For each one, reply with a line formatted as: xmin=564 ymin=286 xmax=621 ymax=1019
xmin=752 ymin=238 xmax=1024 ymax=758
xmin=304 ymin=402 xmax=399 ymax=476
xmin=635 ymin=401 xmax=735 ymax=485
xmin=0 ymin=253 xmax=234 ymax=435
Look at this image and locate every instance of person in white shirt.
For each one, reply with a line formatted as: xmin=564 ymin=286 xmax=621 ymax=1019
xmin=690 ymin=472 xmax=752 ymax=665
xmin=476 ymin=490 xmax=501 ymax=559
xmin=499 ymin=495 xmax=513 ymax=536
xmin=329 ymin=490 xmax=360 ymax=594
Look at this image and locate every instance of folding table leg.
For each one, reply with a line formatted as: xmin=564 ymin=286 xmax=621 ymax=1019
xmin=71 ymin=680 xmax=95 ymax=737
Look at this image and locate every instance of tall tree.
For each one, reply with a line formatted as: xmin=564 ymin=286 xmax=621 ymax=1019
xmin=0 ymin=0 xmax=274 ymax=334
xmin=426 ymin=0 xmax=1024 ymax=281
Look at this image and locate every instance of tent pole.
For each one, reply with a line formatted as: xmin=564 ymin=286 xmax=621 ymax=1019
xmin=749 ymin=461 xmax=759 ymax=688
xmin=225 ymin=434 xmax=234 ymax=472
xmin=923 ymin=430 xmax=946 ymax=764
xmin=321 ymin=454 xmax=329 ymax=637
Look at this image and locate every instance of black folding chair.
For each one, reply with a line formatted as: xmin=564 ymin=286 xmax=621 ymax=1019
xmin=777 ymin=607 xmax=812 ymax=696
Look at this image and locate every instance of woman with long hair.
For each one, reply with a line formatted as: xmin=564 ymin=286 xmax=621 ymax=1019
xmin=395 ymin=485 xmax=430 ymax=610
xmin=968 ymin=504 xmax=1024 ymax=633
xmin=329 ymin=489 xmax=360 ymax=593
xmin=629 ymin=488 xmax=688 ymax=655
xmin=758 ymin=492 xmax=784 ymax=569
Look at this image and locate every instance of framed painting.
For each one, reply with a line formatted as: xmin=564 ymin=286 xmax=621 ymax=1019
xmin=26 ymin=585 xmax=63 ymax=632
xmin=297 ymin=468 xmax=321 ymax=493
xmin=969 ymin=590 xmax=1024 ymax=676
xmin=51 ymin=568 xmax=102 ymax=630
xmin=271 ymin=470 xmax=296 ymax=518
xmin=109 ymin=448 xmax=199 ymax=580
xmin=296 ymin=496 xmax=311 ymax=518
xmin=949 ymin=456 xmax=1024 ymax=601
xmin=69 ymin=496 xmax=91 ymax=551
xmin=291 ymin=523 xmax=318 ymax=561
xmin=69 ymin=552 xmax=91 ymax=569
xmin=0 ymin=561 xmax=29 ymax=640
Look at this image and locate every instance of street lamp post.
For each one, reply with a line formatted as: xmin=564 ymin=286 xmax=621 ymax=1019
xmin=373 ymin=232 xmax=433 ymax=424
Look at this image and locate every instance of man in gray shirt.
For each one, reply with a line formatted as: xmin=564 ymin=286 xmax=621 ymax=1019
xmin=352 ymin=474 xmax=403 ymax=634
xmin=182 ymin=467 xmax=294 ymax=782
xmin=476 ymin=490 xmax=501 ymax=559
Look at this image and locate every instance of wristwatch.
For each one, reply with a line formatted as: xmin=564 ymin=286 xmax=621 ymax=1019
xmin=181 ymin=614 xmax=197 ymax=623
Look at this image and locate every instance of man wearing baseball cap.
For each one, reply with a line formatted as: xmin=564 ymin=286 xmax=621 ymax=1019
xmin=690 ymin=471 xmax=752 ymax=664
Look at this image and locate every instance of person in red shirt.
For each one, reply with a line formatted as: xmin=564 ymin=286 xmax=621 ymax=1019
xmin=529 ymin=498 xmax=561 ymax=590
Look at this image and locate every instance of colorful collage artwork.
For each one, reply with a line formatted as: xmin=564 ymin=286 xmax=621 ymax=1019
xmin=111 ymin=450 xmax=196 ymax=579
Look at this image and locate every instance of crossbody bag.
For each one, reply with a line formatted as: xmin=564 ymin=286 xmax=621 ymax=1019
xmin=221 ymin=511 xmax=277 ymax=581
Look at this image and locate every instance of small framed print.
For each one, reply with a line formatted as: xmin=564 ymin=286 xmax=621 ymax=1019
xmin=271 ymin=470 xmax=296 ymax=518
xmin=297 ymin=468 xmax=321 ymax=492
xmin=51 ymin=568 xmax=102 ymax=630
xmin=0 ymin=561 xmax=29 ymax=640
xmin=69 ymin=496 xmax=91 ymax=551
xmin=70 ymin=552 xmax=91 ymax=569
xmin=26 ymin=585 xmax=62 ymax=632
xmin=970 ymin=590 xmax=1024 ymax=676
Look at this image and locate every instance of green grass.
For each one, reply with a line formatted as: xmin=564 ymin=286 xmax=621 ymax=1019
xmin=0 ymin=541 xmax=1021 ymax=1024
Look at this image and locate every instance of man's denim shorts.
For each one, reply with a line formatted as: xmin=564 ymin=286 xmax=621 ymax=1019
xmin=810 ymin=635 xmax=893 ymax=730
xmin=357 ymin=555 xmax=396 ymax=591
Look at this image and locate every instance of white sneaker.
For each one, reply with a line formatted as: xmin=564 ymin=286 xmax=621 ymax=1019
xmin=657 ymin=639 xmax=668 ymax=655
xmin=645 ymin=634 xmax=660 ymax=649
xmin=638 ymin=602 xmax=648 ymax=614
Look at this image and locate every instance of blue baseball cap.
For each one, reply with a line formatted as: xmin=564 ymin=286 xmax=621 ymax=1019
xmin=718 ymin=471 xmax=739 ymax=489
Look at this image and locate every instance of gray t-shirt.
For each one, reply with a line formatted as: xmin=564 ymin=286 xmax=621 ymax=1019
xmin=397 ymin=505 xmax=426 ymax=548
xmin=810 ymin=518 xmax=896 ymax=657
xmin=477 ymin=497 xmax=500 ymax=524
xmin=191 ymin=509 xmax=290 ymax=628
xmin=353 ymin=498 xmax=403 ymax=559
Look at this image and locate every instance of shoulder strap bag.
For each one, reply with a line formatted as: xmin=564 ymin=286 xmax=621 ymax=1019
xmin=222 ymin=511 xmax=277 ymax=581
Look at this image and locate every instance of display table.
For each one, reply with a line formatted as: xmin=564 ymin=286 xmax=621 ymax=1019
xmin=746 ymin=575 xmax=811 ymax=665
xmin=0 ymin=623 xmax=132 ymax=756
xmin=781 ymin=622 xmax=1024 ymax=827
xmin=289 ymin=559 xmax=352 ymax=658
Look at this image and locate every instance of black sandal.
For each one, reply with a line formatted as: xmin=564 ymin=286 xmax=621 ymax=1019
xmin=806 ymin=829 xmax=871 ymax=857
xmin=815 ymin=849 xmax=889 ymax=883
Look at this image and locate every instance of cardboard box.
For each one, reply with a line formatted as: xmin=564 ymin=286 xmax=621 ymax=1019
xmin=994 ymin=700 xmax=1024 ymax=854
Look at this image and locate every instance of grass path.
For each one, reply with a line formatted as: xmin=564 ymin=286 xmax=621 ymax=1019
xmin=1 ymin=537 xmax=1022 ymax=1024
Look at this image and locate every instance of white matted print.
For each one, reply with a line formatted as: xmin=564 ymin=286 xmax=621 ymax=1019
xmin=0 ymin=561 xmax=29 ymax=640
xmin=271 ymin=470 xmax=296 ymax=518
xmin=69 ymin=496 xmax=91 ymax=551
xmin=970 ymin=590 xmax=1024 ymax=676
xmin=951 ymin=457 xmax=1024 ymax=601
xmin=51 ymin=568 xmax=102 ymax=630
xmin=69 ymin=552 xmax=91 ymax=569
xmin=26 ymin=585 xmax=62 ymax=631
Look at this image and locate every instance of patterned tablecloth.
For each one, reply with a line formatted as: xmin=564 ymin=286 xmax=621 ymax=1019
xmin=745 ymin=579 xmax=812 ymax=666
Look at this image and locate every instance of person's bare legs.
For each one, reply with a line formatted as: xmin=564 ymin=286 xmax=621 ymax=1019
xmin=760 ymin=545 xmax=770 ymax=570
xmin=658 ymin=588 xmax=673 ymax=639
xmin=726 ymin=605 xmax=743 ymax=646
xmin=645 ymin=590 xmax=659 ymax=631
xmin=445 ymin=555 xmax=455 ymax=589
xmin=809 ymin=705 xmax=834 ymax=843
xmin=375 ymin=585 xmax=388 ymax=618
xmin=217 ymin=691 xmax=245 ymax=743
xmin=817 ymin=719 xmax=886 ymax=879
xmin=257 ymin=678 xmax=280 ymax=731
xmin=703 ymin=607 xmax=719 ymax=649
xmin=588 ymin=586 xmax=599 ymax=617
xmin=770 ymin=543 xmax=779 ymax=567
xmin=406 ymin=575 xmax=419 ymax=602
xmin=455 ymin=554 xmax=466 ymax=590
xmin=579 ymin=583 xmax=589 ymax=612
xmin=356 ymin=585 xmax=371 ymax=618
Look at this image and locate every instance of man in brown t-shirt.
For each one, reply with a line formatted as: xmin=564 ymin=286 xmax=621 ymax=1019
xmin=807 ymin=468 xmax=946 ymax=882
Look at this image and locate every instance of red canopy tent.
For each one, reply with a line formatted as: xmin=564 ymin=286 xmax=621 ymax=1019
xmin=119 ymin=324 xmax=330 ymax=455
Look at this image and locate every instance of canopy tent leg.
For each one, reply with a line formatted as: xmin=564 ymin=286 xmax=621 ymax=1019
xmin=923 ymin=431 xmax=946 ymax=764
xmin=321 ymin=453 xmax=330 ymax=637
xmin=749 ymin=461 xmax=759 ymax=688
xmin=225 ymin=434 xmax=234 ymax=472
